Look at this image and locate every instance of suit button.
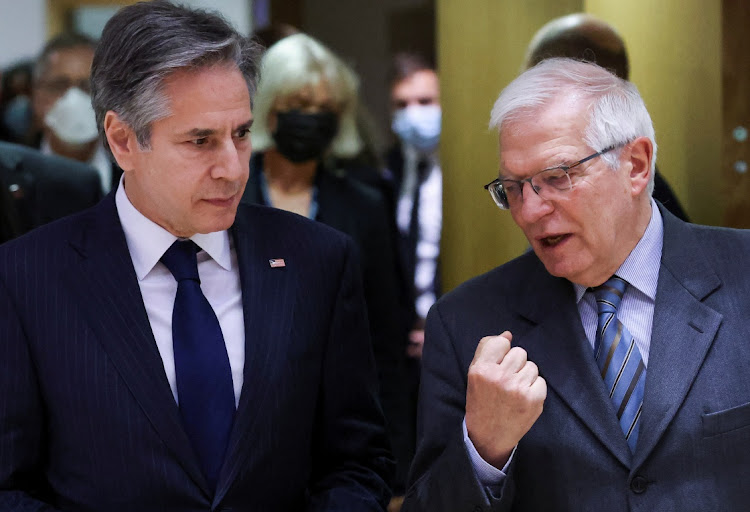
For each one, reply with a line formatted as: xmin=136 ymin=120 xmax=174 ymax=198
xmin=630 ymin=475 xmax=648 ymax=494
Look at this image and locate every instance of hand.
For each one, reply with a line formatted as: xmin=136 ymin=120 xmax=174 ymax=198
xmin=465 ymin=332 xmax=546 ymax=469
xmin=406 ymin=328 xmax=424 ymax=359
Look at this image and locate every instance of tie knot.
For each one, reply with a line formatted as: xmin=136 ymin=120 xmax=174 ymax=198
xmin=593 ymin=275 xmax=627 ymax=314
xmin=161 ymin=240 xmax=200 ymax=283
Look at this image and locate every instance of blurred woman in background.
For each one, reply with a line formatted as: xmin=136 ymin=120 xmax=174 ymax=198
xmin=242 ymin=33 xmax=412 ymax=490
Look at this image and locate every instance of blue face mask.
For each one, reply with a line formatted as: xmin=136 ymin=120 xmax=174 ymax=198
xmin=391 ymin=104 xmax=441 ymax=152
xmin=1 ymin=95 xmax=32 ymax=140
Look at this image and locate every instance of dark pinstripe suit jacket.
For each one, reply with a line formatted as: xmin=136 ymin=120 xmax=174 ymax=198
xmin=0 ymin=194 xmax=393 ymax=511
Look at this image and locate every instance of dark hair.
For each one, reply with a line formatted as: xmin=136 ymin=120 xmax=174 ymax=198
xmin=90 ymin=0 xmax=262 ymax=154
xmin=33 ymin=32 xmax=97 ymax=82
xmin=527 ymin=32 xmax=629 ymax=80
xmin=390 ymin=52 xmax=435 ymax=85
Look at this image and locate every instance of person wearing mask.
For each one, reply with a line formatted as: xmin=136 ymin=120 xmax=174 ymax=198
xmin=29 ymin=32 xmax=120 ymax=194
xmin=0 ymin=67 xmax=102 ymax=237
xmin=240 ymin=32 xmax=409 ymax=500
xmin=383 ymin=52 xmax=442 ymax=492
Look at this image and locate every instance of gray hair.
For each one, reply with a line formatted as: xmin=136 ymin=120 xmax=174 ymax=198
xmin=489 ymin=58 xmax=656 ymax=194
xmin=250 ymin=33 xmax=362 ymax=158
xmin=91 ymin=0 xmax=262 ymax=154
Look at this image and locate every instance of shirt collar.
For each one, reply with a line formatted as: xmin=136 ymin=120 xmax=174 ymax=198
xmin=574 ymin=198 xmax=663 ymax=302
xmin=115 ymin=175 xmax=232 ymax=280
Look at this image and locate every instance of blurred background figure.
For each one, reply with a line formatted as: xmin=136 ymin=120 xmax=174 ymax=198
xmin=240 ymin=31 xmax=411 ymax=492
xmin=0 ymin=63 xmax=102 ymax=242
xmin=0 ymin=140 xmax=102 ymax=235
xmin=0 ymin=60 xmax=34 ymax=144
xmin=524 ymin=12 xmax=690 ymax=222
xmin=386 ymin=52 xmax=442 ymax=360
xmin=385 ymin=53 xmax=442 ymax=482
xmin=0 ymin=170 xmax=20 ymax=244
xmin=28 ymin=32 xmax=119 ymax=194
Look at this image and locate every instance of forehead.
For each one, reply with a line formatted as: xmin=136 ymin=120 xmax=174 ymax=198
xmin=158 ymin=65 xmax=251 ymax=126
xmin=42 ymin=46 xmax=94 ymax=78
xmin=499 ymin=97 xmax=590 ymax=174
xmin=276 ymin=80 xmax=334 ymax=105
xmin=391 ymin=69 xmax=439 ymax=100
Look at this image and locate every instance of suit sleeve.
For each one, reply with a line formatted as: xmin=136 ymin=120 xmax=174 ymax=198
xmin=401 ymin=302 xmax=514 ymax=512
xmin=0 ymin=273 xmax=62 ymax=511
xmin=305 ymin=237 xmax=395 ymax=511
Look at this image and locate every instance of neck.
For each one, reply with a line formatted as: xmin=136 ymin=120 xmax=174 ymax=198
xmin=48 ymin=133 xmax=97 ymax=162
xmin=263 ymin=149 xmax=317 ymax=193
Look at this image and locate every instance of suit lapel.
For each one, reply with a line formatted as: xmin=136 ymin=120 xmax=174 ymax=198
xmin=214 ymin=205 xmax=297 ymax=504
xmin=63 ymin=195 xmax=209 ymax=494
xmin=515 ymin=259 xmax=631 ymax=467
xmin=633 ymin=207 xmax=723 ymax=469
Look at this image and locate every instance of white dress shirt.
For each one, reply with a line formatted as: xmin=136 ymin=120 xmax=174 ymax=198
xmin=115 ymin=178 xmax=245 ymax=406
xmin=465 ymin=199 xmax=664 ymax=487
xmin=396 ymin=144 xmax=442 ymax=319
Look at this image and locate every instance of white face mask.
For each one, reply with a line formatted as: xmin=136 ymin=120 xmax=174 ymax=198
xmin=44 ymin=87 xmax=99 ymax=146
xmin=391 ymin=104 xmax=441 ymax=153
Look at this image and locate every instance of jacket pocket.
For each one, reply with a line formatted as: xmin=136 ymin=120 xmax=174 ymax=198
xmin=702 ymin=401 xmax=750 ymax=437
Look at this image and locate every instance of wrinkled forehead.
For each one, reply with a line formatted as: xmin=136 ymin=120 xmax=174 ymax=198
xmin=499 ymin=94 xmax=591 ymax=149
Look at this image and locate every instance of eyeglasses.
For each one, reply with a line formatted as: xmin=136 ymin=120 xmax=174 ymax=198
xmin=483 ymin=144 xmax=623 ymax=210
xmin=38 ymin=77 xmax=91 ymax=95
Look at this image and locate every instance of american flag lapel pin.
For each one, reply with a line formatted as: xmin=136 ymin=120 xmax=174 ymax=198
xmin=269 ymin=258 xmax=286 ymax=268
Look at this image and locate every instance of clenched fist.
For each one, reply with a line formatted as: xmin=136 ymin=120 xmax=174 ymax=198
xmin=465 ymin=332 xmax=546 ymax=468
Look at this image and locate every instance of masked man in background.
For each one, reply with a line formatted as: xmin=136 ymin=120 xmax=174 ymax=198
xmin=384 ymin=52 xmax=442 ymax=494
xmin=30 ymin=32 xmax=121 ymax=193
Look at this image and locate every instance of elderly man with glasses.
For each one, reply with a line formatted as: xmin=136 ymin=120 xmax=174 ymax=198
xmin=402 ymin=58 xmax=750 ymax=511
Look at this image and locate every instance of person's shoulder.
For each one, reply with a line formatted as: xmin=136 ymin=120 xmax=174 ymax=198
xmin=0 ymin=140 xmax=99 ymax=181
xmin=235 ymin=201 xmax=352 ymax=249
xmin=0 ymin=203 xmax=98 ymax=270
xmin=436 ymin=249 xmax=541 ymax=311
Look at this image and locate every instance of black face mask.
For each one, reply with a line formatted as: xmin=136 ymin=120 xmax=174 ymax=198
xmin=272 ymin=109 xmax=339 ymax=163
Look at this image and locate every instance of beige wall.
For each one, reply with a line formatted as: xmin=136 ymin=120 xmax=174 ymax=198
xmin=438 ymin=0 xmax=722 ymax=292
xmin=585 ymin=0 xmax=723 ymax=226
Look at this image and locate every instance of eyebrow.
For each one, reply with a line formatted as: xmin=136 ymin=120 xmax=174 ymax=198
xmin=179 ymin=118 xmax=254 ymax=138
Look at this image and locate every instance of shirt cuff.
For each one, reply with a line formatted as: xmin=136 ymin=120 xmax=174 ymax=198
xmin=463 ymin=418 xmax=515 ymax=486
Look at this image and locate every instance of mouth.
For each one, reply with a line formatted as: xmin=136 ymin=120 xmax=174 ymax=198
xmin=203 ymin=194 xmax=238 ymax=207
xmin=538 ymin=234 xmax=570 ymax=247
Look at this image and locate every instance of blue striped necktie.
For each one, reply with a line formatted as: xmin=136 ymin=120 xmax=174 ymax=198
xmin=593 ymin=276 xmax=646 ymax=452
xmin=161 ymin=240 xmax=235 ymax=490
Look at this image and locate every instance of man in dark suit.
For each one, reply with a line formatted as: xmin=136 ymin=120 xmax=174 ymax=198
xmin=0 ymin=2 xmax=393 ymax=511
xmin=403 ymin=59 xmax=750 ymax=511
xmin=0 ymin=140 xmax=102 ymax=235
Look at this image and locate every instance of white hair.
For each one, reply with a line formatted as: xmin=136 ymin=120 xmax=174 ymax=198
xmin=489 ymin=58 xmax=657 ymax=194
xmin=251 ymin=33 xmax=362 ymax=158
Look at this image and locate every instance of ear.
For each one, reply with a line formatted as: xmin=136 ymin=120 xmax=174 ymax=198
xmin=626 ymin=136 xmax=653 ymax=197
xmin=103 ymin=111 xmax=139 ymax=172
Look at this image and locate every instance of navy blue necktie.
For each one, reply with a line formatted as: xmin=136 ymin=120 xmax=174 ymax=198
xmin=593 ymin=276 xmax=646 ymax=452
xmin=161 ymin=240 xmax=235 ymax=490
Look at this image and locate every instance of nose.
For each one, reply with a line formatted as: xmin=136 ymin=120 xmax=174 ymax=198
xmin=213 ymin=138 xmax=248 ymax=182
xmin=515 ymin=181 xmax=553 ymax=224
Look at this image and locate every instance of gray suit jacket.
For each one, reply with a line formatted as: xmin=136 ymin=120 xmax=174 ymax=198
xmin=403 ymin=204 xmax=750 ymax=511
